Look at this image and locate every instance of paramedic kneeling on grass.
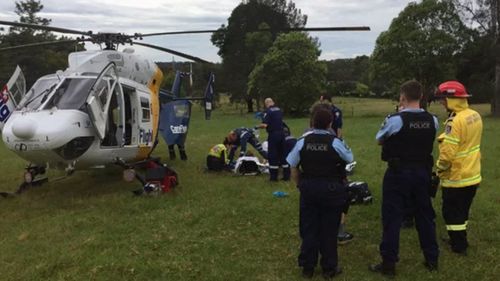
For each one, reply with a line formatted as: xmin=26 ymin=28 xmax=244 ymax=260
xmin=286 ymin=107 xmax=353 ymax=279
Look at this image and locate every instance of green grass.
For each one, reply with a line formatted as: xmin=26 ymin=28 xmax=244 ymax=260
xmin=1 ymin=98 xmax=499 ymax=281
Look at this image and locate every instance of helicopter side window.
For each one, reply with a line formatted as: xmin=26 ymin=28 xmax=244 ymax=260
xmin=8 ymin=75 xmax=26 ymax=106
xmin=140 ymin=97 xmax=150 ymax=122
xmin=96 ymin=80 xmax=110 ymax=109
xmin=44 ymin=78 xmax=95 ymax=110
xmin=174 ymin=103 xmax=190 ymax=118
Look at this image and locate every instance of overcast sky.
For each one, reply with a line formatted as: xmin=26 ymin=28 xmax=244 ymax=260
xmin=0 ymin=0 xmax=411 ymax=63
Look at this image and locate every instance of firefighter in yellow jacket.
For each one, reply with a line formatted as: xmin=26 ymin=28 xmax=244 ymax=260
xmin=434 ymin=81 xmax=482 ymax=255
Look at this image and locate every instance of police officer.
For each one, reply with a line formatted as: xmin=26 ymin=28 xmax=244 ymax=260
xmin=320 ymin=95 xmax=343 ymax=138
xmin=256 ymin=98 xmax=289 ymax=181
xmin=287 ymin=106 xmax=353 ymax=279
xmin=434 ymin=81 xmax=482 ymax=255
xmin=283 ymin=122 xmax=297 ymax=157
xmin=226 ymin=127 xmax=267 ymax=163
xmin=310 ymin=97 xmax=353 ymax=244
xmin=370 ymin=80 xmax=439 ymax=276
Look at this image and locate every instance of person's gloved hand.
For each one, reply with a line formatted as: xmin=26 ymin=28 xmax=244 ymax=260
xmin=254 ymin=112 xmax=264 ymax=120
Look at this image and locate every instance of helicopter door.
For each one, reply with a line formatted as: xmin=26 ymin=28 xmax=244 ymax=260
xmin=1 ymin=66 xmax=26 ymax=131
xmin=86 ymin=62 xmax=118 ymax=140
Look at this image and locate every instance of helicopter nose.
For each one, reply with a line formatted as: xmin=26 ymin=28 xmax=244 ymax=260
xmin=11 ymin=118 xmax=37 ymax=139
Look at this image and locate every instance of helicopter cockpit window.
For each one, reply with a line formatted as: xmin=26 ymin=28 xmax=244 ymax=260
xmin=19 ymin=78 xmax=59 ymax=110
xmin=44 ymin=78 xmax=95 ymax=110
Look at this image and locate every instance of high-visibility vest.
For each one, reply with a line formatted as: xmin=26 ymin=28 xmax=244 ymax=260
xmin=208 ymin=144 xmax=229 ymax=164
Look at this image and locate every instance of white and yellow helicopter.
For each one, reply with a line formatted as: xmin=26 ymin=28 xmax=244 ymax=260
xmin=0 ymin=20 xmax=369 ymax=194
xmin=0 ymin=20 xmax=218 ymax=194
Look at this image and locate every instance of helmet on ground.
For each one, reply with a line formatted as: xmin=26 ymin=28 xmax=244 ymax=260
xmin=435 ymin=81 xmax=470 ymax=99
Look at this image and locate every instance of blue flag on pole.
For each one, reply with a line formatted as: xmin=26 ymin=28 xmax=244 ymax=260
xmin=204 ymin=72 xmax=215 ymax=120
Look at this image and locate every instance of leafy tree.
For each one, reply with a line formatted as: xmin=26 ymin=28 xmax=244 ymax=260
xmin=326 ymin=55 xmax=370 ymax=97
xmin=0 ymin=0 xmax=83 ymax=87
xmin=211 ymin=0 xmax=307 ymax=112
xmin=248 ymin=32 xmax=326 ymax=116
xmin=326 ymin=55 xmax=369 ymax=84
xmin=370 ymin=0 xmax=471 ymax=106
xmin=453 ymin=0 xmax=500 ymax=114
xmin=355 ymin=82 xmax=370 ymax=97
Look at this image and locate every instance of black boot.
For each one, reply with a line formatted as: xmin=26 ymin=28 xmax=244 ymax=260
xmin=282 ymin=167 xmax=290 ymax=181
xmin=269 ymin=168 xmax=278 ymax=181
xmin=369 ymin=262 xmax=395 ymax=277
xmin=301 ymin=267 xmax=314 ymax=279
xmin=322 ymin=266 xmax=342 ymax=279
xmin=179 ymin=147 xmax=188 ymax=161
xmin=168 ymin=145 xmax=176 ymax=160
xmin=424 ymin=260 xmax=438 ymax=272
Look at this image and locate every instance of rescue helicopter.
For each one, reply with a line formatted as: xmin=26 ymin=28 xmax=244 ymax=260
xmin=0 ymin=20 xmax=369 ymax=194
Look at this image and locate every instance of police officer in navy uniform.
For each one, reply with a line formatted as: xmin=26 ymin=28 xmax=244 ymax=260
xmin=370 ymin=80 xmax=439 ymax=277
xmin=287 ymin=106 xmax=353 ymax=279
xmin=226 ymin=127 xmax=267 ymax=164
xmin=256 ymin=98 xmax=289 ymax=181
xmin=283 ymin=122 xmax=297 ymax=157
xmin=319 ymin=95 xmax=343 ymax=138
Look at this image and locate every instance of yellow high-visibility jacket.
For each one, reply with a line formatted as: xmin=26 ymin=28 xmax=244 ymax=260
xmin=436 ymin=98 xmax=482 ymax=188
xmin=208 ymin=144 xmax=229 ymax=164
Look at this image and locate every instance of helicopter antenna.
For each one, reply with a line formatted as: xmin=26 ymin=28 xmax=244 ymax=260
xmin=189 ymin=63 xmax=193 ymax=88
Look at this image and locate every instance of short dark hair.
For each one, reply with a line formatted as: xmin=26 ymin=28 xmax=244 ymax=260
xmin=400 ymin=80 xmax=423 ymax=102
xmin=311 ymin=107 xmax=333 ymax=129
xmin=321 ymin=94 xmax=332 ymax=102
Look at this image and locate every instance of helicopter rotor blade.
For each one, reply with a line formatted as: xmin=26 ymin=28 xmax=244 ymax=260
xmin=132 ymin=41 xmax=211 ymax=64
xmin=287 ymin=26 xmax=370 ymax=32
xmin=0 ymin=20 xmax=91 ymax=36
xmin=135 ymin=26 xmax=370 ymax=38
xmin=0 ymin=39 xmax=88 ymax=52
xmin=136 ymin=30 xmax=219 ymax=37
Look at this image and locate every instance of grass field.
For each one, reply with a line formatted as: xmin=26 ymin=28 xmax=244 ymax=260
xmin=0 ymin=98 xmax=499 ymax=281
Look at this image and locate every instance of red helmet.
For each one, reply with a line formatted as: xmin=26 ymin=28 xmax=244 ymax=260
xmin=436 ymin=81 xmax=470 ymax=98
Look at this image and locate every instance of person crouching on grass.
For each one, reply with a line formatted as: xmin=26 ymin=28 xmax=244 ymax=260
xmin=206 ymin=139 xmax=231 ymax=171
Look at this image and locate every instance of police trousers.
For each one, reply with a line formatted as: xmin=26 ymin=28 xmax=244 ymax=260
xmin=267 ymin=131 xmax=289 ymax=180
xmin=380 ymin=167 xmax=439 ymax=264
xmin=298 ymin=178 xmax=347 ymax=270
xmin=442 ymin=185 xmax=478 ymax=252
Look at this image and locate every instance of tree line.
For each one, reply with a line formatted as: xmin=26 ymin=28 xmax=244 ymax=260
xmin=210 ymin=0 xmax=499 ymax=115
xmin=1 ymin=0 xmax=499 ymax=116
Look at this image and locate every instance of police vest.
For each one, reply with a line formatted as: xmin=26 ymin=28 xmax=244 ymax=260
xmin=299 ymin=134 xmax=345 ymax=179
xmin=382 ymin=111 xmax=436 ymax=165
